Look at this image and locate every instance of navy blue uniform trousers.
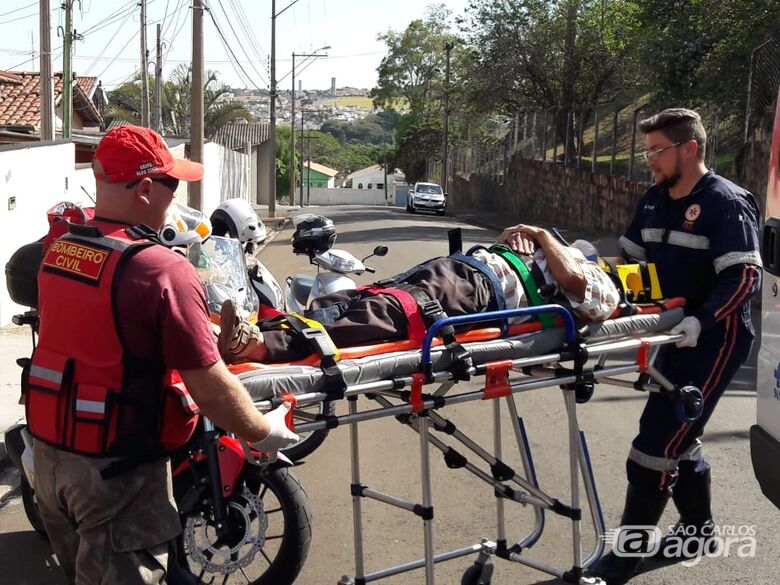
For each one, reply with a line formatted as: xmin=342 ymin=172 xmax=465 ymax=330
xmin=628 ymin=312 xmax=753 ymax=492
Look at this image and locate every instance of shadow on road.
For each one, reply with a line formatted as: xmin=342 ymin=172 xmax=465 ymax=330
xmin=335 ymin=225 xmax=489 ymax=246
xmin=0 ymin=530 xmax=63 ymax=584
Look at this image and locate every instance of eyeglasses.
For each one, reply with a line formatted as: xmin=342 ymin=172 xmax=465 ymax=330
xmin=641 ymin=143 xmax=680 ymax=162
xmin=126 ymin=176 xmax=180 ymax=192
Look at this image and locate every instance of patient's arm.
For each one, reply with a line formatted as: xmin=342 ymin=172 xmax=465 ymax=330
xmin=500 ymin=224 xmax=586 ymax=300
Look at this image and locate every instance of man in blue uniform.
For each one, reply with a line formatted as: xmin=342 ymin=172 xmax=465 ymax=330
xmin=589 ymin=108 xmax=762 ymax=583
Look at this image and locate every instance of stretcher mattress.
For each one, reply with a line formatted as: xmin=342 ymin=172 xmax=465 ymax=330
xmin=237 ymin=308 xmax=684 ymax=401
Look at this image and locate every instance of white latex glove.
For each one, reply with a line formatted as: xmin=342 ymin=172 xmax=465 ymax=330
xmin=670 ymin=316 xmax=702 ymax=348
xmin=252 ymin=402 xmax=300 ymax=453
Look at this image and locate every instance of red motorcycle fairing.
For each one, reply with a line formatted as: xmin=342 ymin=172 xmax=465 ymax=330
xmin=173 ymin=435 xmax=255 ymax=497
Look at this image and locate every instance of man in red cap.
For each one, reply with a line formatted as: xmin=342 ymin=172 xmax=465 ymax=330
xmin=30 ymin=126 xmax=298 ymax=584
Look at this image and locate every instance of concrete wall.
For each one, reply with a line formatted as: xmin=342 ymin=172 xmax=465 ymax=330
xmin=201 ymin=142 xmax=251 ymax=215
xmin=306 ymin=187 xmax=393 ymax=206
xmin=449 ymin=141 xmax=772 ymax=238
xmin=0 ymin=142 xmax=81 ymax=324
xmin=448 ymin=153 xmax=649 ymax=236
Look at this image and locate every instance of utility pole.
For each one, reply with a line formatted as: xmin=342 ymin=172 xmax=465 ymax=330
xmin=30 ymin=32 xmax=35 ymax=70
xmin=290 ymin=52 xmax=296 ymax=207
xmin=306 ymin=131 xmax=311 ymax=205
xmin=39 ymin=0 xmax=54 ymax=141
xmin=441 ymin=41 xmax=454 ymax=192
xmin=140 ymin=0 xmax=150 ymax=127
xmin=270 ymin=0 xmax=302 ymax=217
xmin=269 ymin=0 xmax=277 ymax=218
xmin=154 ymin=23 xmax=162 ymax=133
xmin=62 ymin=0 xmax=74 ymax=139
xmin=290 ymin=47 xmax=329 ymax=207
xmin=190 ymin=0 xmax=204 ymax=210
xmin=299 ymin=107 xmax=304 ymax=205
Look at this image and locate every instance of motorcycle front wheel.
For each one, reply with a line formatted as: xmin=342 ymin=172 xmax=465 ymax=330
xmin=181 ymin=465 xmax=312 ymax=585
xmin=20 ymin=476 xmax=47 ymax=537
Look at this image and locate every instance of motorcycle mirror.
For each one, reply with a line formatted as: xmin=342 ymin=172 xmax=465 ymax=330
xmin=362 ymin=245 xmax=388 ymax=262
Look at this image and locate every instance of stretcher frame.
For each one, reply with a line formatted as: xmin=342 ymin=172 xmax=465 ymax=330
xmin=248 ymin=304 xmax=691 ymax=585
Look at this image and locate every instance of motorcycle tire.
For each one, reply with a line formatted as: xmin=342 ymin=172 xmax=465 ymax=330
xmin=20 ymin=476 xmax=48 ymax=538
xmin=181 ymin=465 xmax=311 ymax=585
xmin=281 ymin=399 xmax=335 ymax=461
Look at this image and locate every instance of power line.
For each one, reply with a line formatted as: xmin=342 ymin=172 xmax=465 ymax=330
xmin=0 ymin=2 xmax=36 ymax=19
xmin=0 ymin=9 xmax=38 ymax=26
xmin=95 ymin=31 xmax=138 ymax=81
xmin=226 ymin=0 xmax=268 ymax=69
xmin=83 ymin=9 xmax=134 ymax=74
xmin=213 ymin=0 xmax=268 ymax=86
xmin=163 ymin=0 xmax=189 ymax=65
xmin=203 ymin=0 xmax=265 ymax=90
xmin=80 ymin=0 xmax=137 ymax=36
xmin=162 ymin=0 xmax=185 ymax=39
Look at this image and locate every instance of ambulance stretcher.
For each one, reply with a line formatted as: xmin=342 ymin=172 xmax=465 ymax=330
xmin=233 ymin=301 xmax=701 ymax=585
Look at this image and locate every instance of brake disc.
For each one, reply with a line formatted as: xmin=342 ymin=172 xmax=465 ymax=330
xmin=184 ymin=484 xmax=269 ymax=575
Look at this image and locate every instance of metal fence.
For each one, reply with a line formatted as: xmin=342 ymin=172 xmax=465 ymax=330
xmin=430 ymin=38 xmax=780 ymax=188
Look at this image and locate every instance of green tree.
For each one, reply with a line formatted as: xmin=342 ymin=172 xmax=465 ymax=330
xmin=631 ymin=0 xmax=780 ymax=114
xmin=458 ymin=0 xmax=643 ymax=114
xmin=106 ymin=64 xmax=253 ymax=138
xmin=276 ymin=125 xmax=296 ymax=199
xmin=371 ymin=4 xmax=460 ymax=115
xmin=394 ymin=112 xmax=442 ymax=183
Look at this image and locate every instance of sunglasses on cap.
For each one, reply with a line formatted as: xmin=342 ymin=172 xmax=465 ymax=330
xmin=125 ymin=176 xmax=180 ymax=192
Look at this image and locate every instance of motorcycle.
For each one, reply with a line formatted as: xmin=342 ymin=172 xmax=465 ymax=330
xmin=285 ymin=214 xmax=388 ymax=313
xmin=3 ymin=208 xmax=312 ymax=584
xmin=280 ymin=214 xmax=388 ymax=460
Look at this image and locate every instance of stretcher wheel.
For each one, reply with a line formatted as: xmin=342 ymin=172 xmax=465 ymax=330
xmin=461 ymin=558 xmax=493 ymax=584
xmin=675 ymin=386 xmax=704 ymax=423
xmin=281 ymin=399 xmax=336 ymax=461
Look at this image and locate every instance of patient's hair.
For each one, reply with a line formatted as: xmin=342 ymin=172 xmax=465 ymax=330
xmin=639 ymin=108 xmax=706 ymax=161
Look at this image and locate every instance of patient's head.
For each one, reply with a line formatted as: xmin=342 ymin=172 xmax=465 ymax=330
xmin=570 ymin=239 xmax=599 ymax=262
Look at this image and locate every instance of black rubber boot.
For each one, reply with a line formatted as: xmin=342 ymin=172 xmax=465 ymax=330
xmin=585 ymin=484 xmax=670 ymax=585
xmin=655 ymin=462 xmax=715 ymax=561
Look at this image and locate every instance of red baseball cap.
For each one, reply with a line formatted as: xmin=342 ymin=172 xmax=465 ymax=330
xmin=93 ymin=125 xmax=203 ymax=183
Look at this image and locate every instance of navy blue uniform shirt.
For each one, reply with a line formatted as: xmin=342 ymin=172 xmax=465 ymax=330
xmin=620 ymin=170 xmax=762 ymax=331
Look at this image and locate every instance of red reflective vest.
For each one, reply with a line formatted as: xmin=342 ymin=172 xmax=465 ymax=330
xmin=26 ymin=220 xmax=199 ymax=458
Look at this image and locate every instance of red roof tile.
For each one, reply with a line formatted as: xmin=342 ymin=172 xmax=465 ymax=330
xmin=0 ymin=71 xmax=101 ymax=128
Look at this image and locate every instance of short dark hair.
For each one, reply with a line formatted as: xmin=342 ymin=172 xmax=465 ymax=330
xmin=639 ymin=108 xmax=706 ymax=161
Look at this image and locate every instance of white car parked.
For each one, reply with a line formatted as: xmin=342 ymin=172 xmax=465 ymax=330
xmin=406 ymin=182 xmax=447 ymax=215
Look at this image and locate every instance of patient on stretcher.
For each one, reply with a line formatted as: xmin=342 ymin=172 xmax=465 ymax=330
xmin=219 ymin=224 xmax=620 ymax=364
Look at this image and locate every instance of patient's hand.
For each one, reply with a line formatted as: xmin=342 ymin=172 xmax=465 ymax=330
xmin=498 ymin=224 xmax=543 ymax=255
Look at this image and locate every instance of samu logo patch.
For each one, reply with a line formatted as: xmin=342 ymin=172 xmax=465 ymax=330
xmin=685 ymin=204 xmax=702 ymax=222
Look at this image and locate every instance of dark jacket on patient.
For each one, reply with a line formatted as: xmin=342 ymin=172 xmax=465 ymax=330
xmin=263 ymin=257 xmax=494 ymax=362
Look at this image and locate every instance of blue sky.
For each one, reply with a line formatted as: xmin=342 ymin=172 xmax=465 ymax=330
xmin=0 ymin=0 xmax=468 ymax=91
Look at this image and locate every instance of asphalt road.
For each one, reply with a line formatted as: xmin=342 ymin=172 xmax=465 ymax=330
xmin=0 ymin=205 xmax=777 ymax=585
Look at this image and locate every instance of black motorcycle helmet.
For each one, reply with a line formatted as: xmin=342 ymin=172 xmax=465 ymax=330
xmin=291 ymin=214 xmax=336 ymax=256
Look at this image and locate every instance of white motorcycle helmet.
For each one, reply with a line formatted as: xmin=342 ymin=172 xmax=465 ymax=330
xmin=210 ymin=198 xmax=267 ymax=248
xmin=158 ymin=202 xmax=212 ymax=248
